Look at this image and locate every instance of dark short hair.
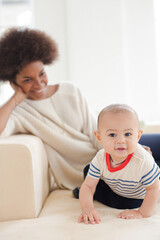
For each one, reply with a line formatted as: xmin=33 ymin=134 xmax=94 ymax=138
xmin=0 ymin=27 xmax=58 ymax=82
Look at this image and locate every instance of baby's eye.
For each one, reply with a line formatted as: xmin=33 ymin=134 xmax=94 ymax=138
xmin=125 ymin=132 xmax=131 ymax=137
xmin=109 ymin=133 xmax=116 ymax=137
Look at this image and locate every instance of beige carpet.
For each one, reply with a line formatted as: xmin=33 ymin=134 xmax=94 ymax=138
xmin=0 ymin=190 xmax=160 ymax=240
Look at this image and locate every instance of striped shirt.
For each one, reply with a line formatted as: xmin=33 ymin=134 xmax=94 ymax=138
xmin=88 ymin=144 xmax=160 ymax=199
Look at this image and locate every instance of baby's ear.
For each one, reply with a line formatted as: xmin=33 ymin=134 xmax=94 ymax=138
xmin=138 ymin=129 xmax=143 ymax=141
xmin=94 ymin=131 xmax=102 ymax=143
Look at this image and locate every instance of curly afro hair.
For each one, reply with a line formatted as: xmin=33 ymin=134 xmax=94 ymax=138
xmin=0 ymin=27 xmax=58 ymax=82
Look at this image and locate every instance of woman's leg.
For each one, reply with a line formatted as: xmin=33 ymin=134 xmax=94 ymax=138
xmin=84 ymin=165 xmax=143 ymax=209
xmin=139 ymin=133 xmax=160 ymax=167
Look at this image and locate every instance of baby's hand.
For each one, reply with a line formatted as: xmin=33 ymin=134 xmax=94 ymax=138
xmin=78 ymin=207 xmax=101 ymax=224
xmin=118 ymin=209 xmax=143 ymax=219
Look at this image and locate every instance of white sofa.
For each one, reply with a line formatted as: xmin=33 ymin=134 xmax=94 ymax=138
xmin=0 ymin=127 xmax=160 ymax=240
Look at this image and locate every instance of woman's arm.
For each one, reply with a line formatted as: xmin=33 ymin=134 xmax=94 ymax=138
xmin=0 ymin=84 xmax=27 ymax=134
xmin=0 ymin=95 xmax=16 ymax=134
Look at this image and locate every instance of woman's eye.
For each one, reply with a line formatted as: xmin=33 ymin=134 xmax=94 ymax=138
xmin=125 ymin=132 xmax=131 ymax=136
xmin=23 ymin=78 xmax=32 ymax=83
xmin=109 ymin=133 xmax=116 ymax=137
xmin=40 ymin=71 xmax=45 ymax=76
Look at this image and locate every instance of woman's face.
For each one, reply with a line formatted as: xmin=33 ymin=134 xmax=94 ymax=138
xmin=15 ymin=61 xmax=48 ymax=100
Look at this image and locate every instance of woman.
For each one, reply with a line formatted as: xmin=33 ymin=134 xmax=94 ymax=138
xmin=0 ymin=27 xmax=100 ymax=190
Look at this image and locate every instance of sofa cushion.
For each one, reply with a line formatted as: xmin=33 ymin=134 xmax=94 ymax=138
xmin=0 ymin=189 xmax=160 ymax=240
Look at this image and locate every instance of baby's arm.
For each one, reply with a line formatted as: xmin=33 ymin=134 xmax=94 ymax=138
xmin=78 ymin=175 xmax=101 ymax=224
xmin=118 ymin=178 xmax=160 ymax=219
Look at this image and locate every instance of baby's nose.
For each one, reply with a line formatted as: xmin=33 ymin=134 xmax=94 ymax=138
xmin=116 ymin=136 xmax=125 ymax=143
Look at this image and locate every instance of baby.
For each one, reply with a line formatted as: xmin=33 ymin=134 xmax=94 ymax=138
xmin=78 ymin=104 xmax=160 ymax=224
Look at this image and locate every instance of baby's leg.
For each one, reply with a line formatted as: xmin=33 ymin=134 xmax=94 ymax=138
xmin=84 ymin=165 xmax=143 ymax=209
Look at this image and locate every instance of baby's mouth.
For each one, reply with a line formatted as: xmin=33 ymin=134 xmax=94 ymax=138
xmin=116 ymin=147 xmax=126 ymax=151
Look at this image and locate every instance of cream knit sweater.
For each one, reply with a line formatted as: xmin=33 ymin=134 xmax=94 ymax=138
xmin=1 ymin=83 xmax=101 ymax=189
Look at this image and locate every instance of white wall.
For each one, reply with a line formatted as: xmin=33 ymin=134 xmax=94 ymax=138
xmin=66 ymin=0 xmax=126 ymax=112
xmin=34 ymin=0 xmax=68 ymax=83
xmin=65 ymin=0 xmax=159 ymax=122
xmin=27 ymin=0 xmax=160 ymax=122
xmin=123 ymin=0 xmax=159 ymax=122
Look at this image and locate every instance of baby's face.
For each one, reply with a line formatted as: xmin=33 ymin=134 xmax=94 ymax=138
xmin=96 ymin=111 xmax=143 ymax=163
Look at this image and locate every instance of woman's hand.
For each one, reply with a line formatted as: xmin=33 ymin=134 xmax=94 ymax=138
xmin=10 ymin=82 xmax=27 ymax=106
xmin=78 ymin=207 xmax=101 ymax=224
xmin=142 ymin=145 xmax=152 ymax=155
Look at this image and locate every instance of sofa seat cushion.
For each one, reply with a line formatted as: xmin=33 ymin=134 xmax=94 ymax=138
xmin=1 ymin=190 xmax=160 ymax=240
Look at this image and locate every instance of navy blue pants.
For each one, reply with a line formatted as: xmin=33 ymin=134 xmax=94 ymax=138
xmin=84 ymin=133 xmax=160 ymax=209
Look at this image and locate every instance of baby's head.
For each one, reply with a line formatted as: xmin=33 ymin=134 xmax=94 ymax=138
xmin=95 ymin=104 xmax=143 ymax=163
xmin=97 ymin=104 xmax=140 ymax=130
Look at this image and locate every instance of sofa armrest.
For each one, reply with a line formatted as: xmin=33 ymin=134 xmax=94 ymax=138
xmin=0 ymin=134 xmax=50 ymax=221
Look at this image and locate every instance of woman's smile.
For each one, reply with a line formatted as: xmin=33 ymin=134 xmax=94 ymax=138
xmin=15 ymin=61 xmax=48 ymax=100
